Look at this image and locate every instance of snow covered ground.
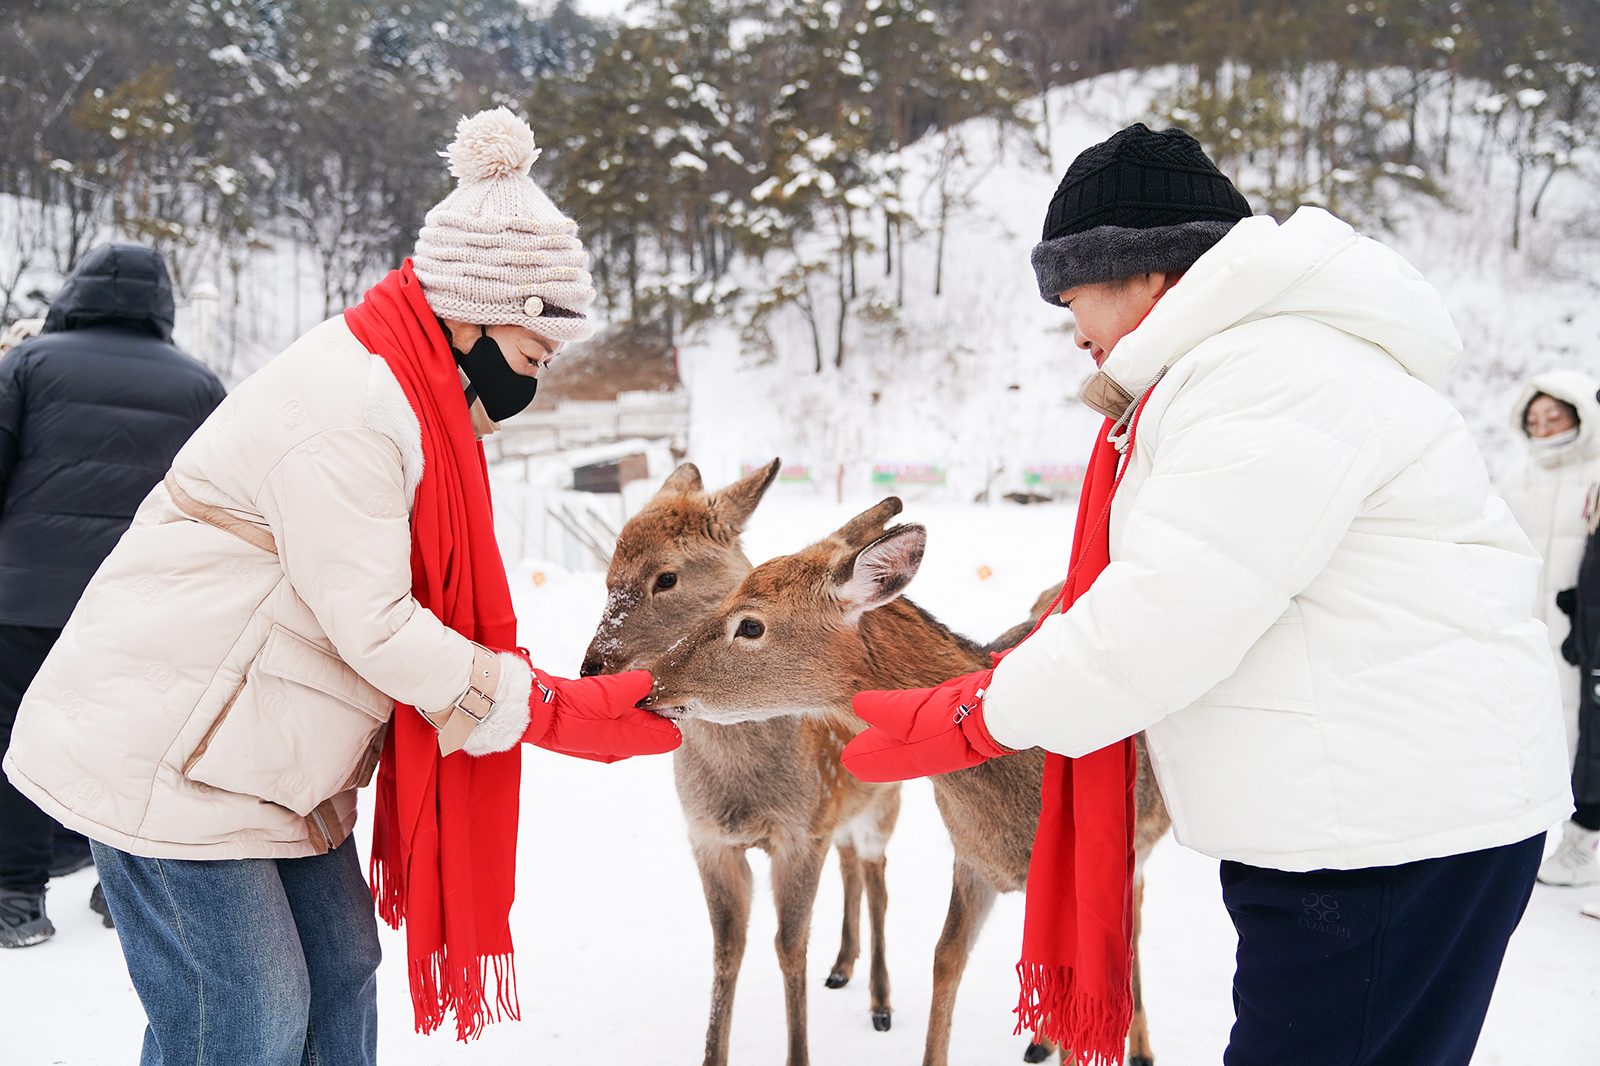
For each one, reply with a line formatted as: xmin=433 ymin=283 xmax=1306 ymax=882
xmin=5 ymin=497 xmax=1597 ymax=1064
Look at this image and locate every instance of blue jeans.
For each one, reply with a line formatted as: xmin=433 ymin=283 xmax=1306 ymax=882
xmin=1220 ymin=833 xmax=1542 ymax=1066
xmin=91 ymin=838 xmax=381 ymax=1066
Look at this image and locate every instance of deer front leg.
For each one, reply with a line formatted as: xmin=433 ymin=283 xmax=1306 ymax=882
xmin=770 ymin=836 xmax=830 ymax=1066
xmin=693 ymin=840 xmax=755 ymax=1066
xmin=1129 ymin=748 xmax=1169 ymax=1066
xmin=1127 ymin=874 xmax=1153 ymax=1066
xmin=861 ymin=848 xmax=892 ymax=1031
xmin=826 ymin=839 xmax=863 ymax=990
xmin=922 ymin=861 xmax=998 ymax=1066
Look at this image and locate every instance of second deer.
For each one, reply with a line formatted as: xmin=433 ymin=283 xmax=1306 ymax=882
xmin=640 ymin=493 xmax=1171 ymax=1066
xmin=581 ymin=460 xmax=900 ymax=1066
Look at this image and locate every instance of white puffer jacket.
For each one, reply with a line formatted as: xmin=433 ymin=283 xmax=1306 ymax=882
xmin=3 ymin=316 xmax=532 ymax=860
xmin=983 ymin=207 xmax=1571 ymax=872
xmin=1498 ymin=369 xmax=1600 ymax=759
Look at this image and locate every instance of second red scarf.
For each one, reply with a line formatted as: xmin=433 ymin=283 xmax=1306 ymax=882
xmin=1012 ymin=401 xmax=1150 ymax=1064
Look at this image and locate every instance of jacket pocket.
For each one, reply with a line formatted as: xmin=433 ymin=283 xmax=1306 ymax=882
xmin=1188 ymin=603 xmax=1317 ymax=715
xmin=184 ymin=625 xmax=393 ymax=816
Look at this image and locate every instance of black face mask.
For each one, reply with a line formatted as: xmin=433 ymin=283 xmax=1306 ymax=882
xmin=452 ymin=332 xmax=539 ymax=423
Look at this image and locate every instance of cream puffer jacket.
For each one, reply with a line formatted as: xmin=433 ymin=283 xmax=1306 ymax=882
xmin=1498 ymin=369 xmax=1600 ymax=759
xmin=3 ymin=316 xmax=533 ymax=860
xmin=983 ymin=207 xmax=1572 ymax=872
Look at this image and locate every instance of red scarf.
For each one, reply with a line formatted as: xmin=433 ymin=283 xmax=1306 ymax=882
xmin=344 ymin=261 xmax=522 ymax=1041
xmin=1012 ymin=399 xmax=1151 ymax=1064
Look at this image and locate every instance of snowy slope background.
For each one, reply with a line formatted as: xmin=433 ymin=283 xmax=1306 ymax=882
xmin=4 ymin=69 xmax=1600 ymax=1063
xmin=680 ymin=67 xmax=1600 ymax=497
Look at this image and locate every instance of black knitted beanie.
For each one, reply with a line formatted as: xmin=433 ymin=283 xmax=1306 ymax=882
xmin=1031 ymin=124 xmax=1252 ymax=305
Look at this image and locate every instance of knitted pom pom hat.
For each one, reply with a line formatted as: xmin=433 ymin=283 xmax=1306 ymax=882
xmin=1031 ymin=124 xmax=1252 ymax=305
xmin=412 ymin=108 xmax=596 ymax=343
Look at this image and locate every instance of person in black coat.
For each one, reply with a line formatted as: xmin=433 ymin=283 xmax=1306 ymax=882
xmin=1555 ymin=476 xmax=1600 ymax=910
xmin=0 ymin=244 xmax=225 ymax=948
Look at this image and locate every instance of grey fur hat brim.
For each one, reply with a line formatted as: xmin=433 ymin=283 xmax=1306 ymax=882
xmin=1031 ymin=220 xmax=1239 ymax=305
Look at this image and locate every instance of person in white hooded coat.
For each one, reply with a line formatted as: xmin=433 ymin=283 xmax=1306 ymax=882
xmin=840 ymin=125 xmax=1571 ymax=1066
xmin=1499 ymin=372 xmax=1600 ymax=886
xmin=1500 ymin=371 xmax=1600 ymax=751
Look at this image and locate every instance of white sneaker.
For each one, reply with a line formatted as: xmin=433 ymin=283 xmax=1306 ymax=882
xmin=1537 ymin=821 xmax=1600 ymax=886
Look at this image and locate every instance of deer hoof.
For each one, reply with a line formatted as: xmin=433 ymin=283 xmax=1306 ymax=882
xmin=1128 ymin=1058 xmax=1155 ymax=1066
xmin=1022 ymin=1042 xmax=1051 ymax=1064
xmin=871 ymin=1009 xmax=892 ymax=1031
xmin=825 ymin=971 xmax=850 ymax=989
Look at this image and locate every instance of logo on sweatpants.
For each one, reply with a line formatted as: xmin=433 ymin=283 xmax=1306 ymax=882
xmin=1298 ymin=893 xmax=1351 ymax=938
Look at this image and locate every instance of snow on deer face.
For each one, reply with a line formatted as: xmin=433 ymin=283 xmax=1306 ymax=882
xmin=641 ymin=498 xmax=927 ymax=724
xmin=581 ymin=459 xmax=780 ymax=678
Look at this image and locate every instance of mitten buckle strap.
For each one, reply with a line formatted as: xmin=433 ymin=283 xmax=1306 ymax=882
xmin=953 ymin=686 xmax=985 ymax=725
xmin=425 ymin=645 xmax=502 ymax=756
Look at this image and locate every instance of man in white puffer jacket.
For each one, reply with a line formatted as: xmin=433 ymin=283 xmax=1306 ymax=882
xmin=845 ymin=126 xmax=1571 ymax=1066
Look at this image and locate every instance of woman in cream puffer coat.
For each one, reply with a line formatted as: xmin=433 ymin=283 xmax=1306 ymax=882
xmin=7 ymin=318 xmax=498 ymax=859
xmin=2 ymin=110 xmax=679 ymax=1064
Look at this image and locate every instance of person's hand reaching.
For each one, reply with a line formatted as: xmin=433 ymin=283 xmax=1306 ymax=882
xmin=522 ymin=669 xmax=682 ymax=763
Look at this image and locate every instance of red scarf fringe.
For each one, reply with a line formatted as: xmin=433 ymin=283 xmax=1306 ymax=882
xmin=404 ymin=948 xmax=521 ymax=1040
xmin=1016 ymin=962 xmax=1136 ymax=1066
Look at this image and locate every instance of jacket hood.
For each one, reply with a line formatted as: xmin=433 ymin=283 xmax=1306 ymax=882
xmin=1080 ymin=207 xmax=1463 ymax=419
xmin=1508 ymin=369 xmax=1600 ymax=466
xmin=43 ymin=244 xmax=175 ymax=342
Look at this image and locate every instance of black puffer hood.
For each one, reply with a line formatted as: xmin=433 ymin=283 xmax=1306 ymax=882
xmin=43 ymin=244 xmax=175 ymax=342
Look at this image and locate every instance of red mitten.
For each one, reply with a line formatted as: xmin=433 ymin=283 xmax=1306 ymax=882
xmin=841 ymin=669 xmax=1013 ymax=783
xmin=522 ymin=669 xmax=682 ymax=760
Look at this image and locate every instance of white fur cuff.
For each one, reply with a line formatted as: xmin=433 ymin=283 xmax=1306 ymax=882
xmin=461 ymin=652 xmax=534 ymax=756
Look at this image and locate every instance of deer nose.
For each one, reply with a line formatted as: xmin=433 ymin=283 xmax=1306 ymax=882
xmin=579 ymin=658 xmax=604 ymax=677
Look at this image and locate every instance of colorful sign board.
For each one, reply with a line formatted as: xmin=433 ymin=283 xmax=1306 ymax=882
xmin=743 ymin=462 xmax=814 ymax=483
xmin=872 ymin=464 xmax=947 ymax=486
xmin=1023 ymin=464 xmax=1087 ymax=492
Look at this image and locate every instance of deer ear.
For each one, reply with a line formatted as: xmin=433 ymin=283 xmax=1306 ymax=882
xmin=659 ymin=463 xmax=704 ymax=497
xmin=834 ymin=524 xmax=926 ymax=618
xmin=834 ymin=497 xmax=904 ymax=549
xmin=1030 ymin=579 xmax=1068 ymax=622
xmin=707 ymin=458 xmax=780 ymax=534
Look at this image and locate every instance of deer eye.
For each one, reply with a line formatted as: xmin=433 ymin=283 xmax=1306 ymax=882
xmin=654 ymin=572 xmax=678 ymax=592
xmin=736 ymin=618 xmax=765 ymax=639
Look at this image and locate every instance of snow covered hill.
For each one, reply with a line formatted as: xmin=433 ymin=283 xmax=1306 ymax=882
xmin=678 ymin=69 xmax=1600 ymax=500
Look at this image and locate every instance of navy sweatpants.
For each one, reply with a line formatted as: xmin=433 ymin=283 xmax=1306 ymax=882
xmin=1220 ymin=834 xmax=1541 ymax=1066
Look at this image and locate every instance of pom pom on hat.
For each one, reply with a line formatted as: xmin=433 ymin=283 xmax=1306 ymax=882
xmin=413 ymin=108 xmax=596 ymax=343
xmin=444 ymin=107 xmax=542 ymax=181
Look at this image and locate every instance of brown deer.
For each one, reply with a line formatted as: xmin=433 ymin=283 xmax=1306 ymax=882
xmin=638 ymin=496 xmax=1171 ymax=1066
xmin=580 ymin=460 xmax=901 ymax=1066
